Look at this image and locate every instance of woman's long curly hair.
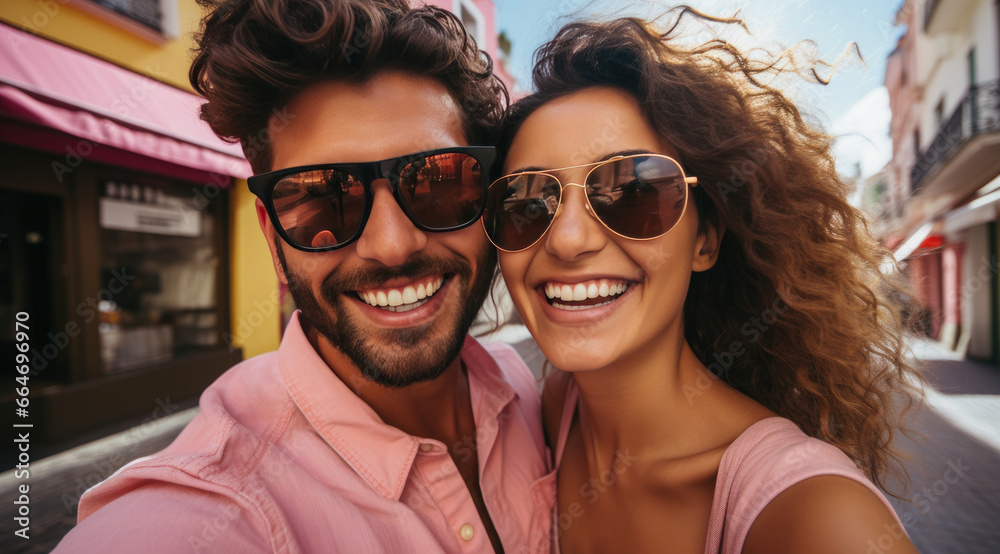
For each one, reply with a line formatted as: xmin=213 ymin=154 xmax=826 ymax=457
xmin=500 ymin=7 xmax=923 ymax=496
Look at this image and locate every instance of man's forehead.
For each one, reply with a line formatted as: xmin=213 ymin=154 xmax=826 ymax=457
xmin=267 ymin=72 xmax=467 ymax=169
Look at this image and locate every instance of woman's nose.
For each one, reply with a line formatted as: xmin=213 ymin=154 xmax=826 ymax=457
xmin=542 ymin=184 xmax=609 ymax=261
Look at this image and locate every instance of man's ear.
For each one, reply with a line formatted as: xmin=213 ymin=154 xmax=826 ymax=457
xmin=256 ymin=199 xmax=289 ymax=286
xmin=692 ymin=221 xmax=725 ymax=272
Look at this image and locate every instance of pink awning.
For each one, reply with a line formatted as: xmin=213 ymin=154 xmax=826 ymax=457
xmin=0 ymin=24 xmax=251 ymax=180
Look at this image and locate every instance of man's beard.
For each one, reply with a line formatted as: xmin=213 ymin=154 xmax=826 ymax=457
xmin=276 ymin=238 xmax=497 ymax=388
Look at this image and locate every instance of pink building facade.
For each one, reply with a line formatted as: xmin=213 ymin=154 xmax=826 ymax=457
xmin=420 ymin=0 xmax=517 ymax=92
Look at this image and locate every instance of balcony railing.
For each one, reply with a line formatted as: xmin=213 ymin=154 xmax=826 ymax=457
xmin=911 ymin=81 xmax=1000 ymax=192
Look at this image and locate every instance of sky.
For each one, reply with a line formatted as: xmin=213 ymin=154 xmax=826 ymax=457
xmin=494 ymin=0 xmax=906 ymax=179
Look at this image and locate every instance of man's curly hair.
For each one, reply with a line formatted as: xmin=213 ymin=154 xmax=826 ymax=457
xmin=190 ymin=0 xmax=508 ymax=173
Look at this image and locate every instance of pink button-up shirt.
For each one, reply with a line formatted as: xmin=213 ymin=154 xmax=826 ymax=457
xmin=55 ymin=312 xmax=555 ymax=553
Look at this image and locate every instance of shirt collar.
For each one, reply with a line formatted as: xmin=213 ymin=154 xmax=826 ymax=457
xmin=278 ymin=311 xmax=517 ymax=501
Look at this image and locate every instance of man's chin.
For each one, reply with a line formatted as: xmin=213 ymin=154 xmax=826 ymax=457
xmin=276 ymin=236 xmax=496 ymax=389
xmin=348 ymin=326 xmax=462 ymax=388
xmin=300 ymin=289 xmax=471 ymax=389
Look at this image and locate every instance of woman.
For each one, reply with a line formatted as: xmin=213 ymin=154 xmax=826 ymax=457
xmin=483 ymin=9 xmax=920 ymax=554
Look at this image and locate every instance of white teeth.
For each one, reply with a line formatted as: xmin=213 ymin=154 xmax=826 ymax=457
xmin=552 ymin=299 xmax=615 ymax=311
xmin=402 ymin=286 xmax=418 ymax=304
xmin=387 ymin=290 xmax=403 ymax=307
xmin=544 ymin=279 xmax=629 ymax=302
xmin=359 ymin=277 xmax=445 ymax=309
xmin=561 ymin=285 xmax=573 ymax=300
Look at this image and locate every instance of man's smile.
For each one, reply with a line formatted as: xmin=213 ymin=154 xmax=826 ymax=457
xmin=355 ymin=274 xmax=447 ymax=312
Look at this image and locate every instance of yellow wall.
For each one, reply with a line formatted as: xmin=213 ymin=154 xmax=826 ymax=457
xmin=0 ymin=0 xmax=203 ymax=91
xmin=230 ymin=182 xmax=282 ymax=358
xmin=1 ymin=0 xmax=283 ymax=357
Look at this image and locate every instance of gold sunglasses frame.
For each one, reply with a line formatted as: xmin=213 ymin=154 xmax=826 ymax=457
xmin=482 ymin=154 xmax=699 ymax=253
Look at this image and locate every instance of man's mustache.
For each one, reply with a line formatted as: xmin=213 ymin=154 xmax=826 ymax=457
xmin=312 ymin=256 xmax=472 ymax=299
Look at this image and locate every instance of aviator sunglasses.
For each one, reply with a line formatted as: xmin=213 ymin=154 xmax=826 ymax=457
xmin=248 ymin=146 xmax=496 ymax=251
xmin=482 ymin=153 xmax=698 ymax=252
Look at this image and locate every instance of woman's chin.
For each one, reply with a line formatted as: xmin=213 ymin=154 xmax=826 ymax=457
xmin=538 ymin=347 xmax=614 ymax=374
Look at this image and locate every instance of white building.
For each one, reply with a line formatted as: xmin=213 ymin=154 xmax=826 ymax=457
xmin=886 ymin=0 xmax=1000 ymax=359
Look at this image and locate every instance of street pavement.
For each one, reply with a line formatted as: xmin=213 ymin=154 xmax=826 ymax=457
xmin=1 ymin=331 xmax=998 ymax=552
xmin=884 ymin=340 xmax=1000 ymax=553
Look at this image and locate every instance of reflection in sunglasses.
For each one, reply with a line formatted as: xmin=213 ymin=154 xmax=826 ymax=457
xmin=248 ymin=147 xmax=495 ymax=251
xmin=484 ymin=154 xmax=696 ymax=252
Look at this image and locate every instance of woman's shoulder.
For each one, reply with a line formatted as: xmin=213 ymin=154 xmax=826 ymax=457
xmin=719 ymin=417 xmax=855 ymax=478
xmin=741 ymin=474 xmax=914 ymax=554
xmin=708 ymin=417 xmax=910 ymax=554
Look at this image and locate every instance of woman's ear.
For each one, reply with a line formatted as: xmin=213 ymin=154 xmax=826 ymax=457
xmin=692 ymin=221 xmax=725 ymax=272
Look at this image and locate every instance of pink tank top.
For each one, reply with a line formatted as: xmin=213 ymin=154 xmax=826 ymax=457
xmin=552 ymin=380 xmax=903 ymax=554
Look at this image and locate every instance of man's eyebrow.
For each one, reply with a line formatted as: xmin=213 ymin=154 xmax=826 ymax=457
xmin=506 ymin=149 xmax=658 ymax=175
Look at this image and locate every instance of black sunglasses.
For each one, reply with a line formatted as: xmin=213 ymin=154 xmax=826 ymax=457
xmin=248 ymin=146 xmax=496 ymax=252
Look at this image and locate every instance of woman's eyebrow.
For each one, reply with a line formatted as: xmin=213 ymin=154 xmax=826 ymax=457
xmin=598 ymin=148 xmax=655 ymax=161
xmin=507 ymin=165 xmax=546 ymax=174
xmin=506 ymin=149 xmax=658 ymax=175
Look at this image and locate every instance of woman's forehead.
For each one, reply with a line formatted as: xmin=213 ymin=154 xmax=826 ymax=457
xmin=504 ymin=87 xmax=680 ymax=173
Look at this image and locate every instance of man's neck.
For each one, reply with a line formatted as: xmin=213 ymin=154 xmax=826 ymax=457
xmin=308 ymin=328 xmax=472 ymax=445
xmin=307 ymin=325 xmax=505 ymax=553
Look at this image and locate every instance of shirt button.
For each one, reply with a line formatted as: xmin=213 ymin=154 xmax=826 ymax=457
xmin=459 ymin=524 xmax=475 ymax=542
xmin=419 ymin=444 xmax=434 ymax=452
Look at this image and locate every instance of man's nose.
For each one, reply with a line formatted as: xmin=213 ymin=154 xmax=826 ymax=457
xmin=353 ymin=179 xmax=428 ymax=266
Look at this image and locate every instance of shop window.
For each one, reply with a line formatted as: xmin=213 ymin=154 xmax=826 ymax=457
xmin=73 ymin=0 xmax=180 ymax=41
xmin=0 ymin=190 xmax=70 ymax=384
xmin=97 ymin=178 xmax=223 ymax=373
xmin=87 ymin=0 xmax=161 ymax=30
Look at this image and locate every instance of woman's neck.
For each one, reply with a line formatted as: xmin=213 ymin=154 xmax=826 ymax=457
xmin=569 ymin=335 xmax=778 ymax=478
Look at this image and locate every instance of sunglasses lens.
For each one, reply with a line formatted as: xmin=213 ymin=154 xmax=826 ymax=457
xmin=398 ymin=152 xmax=486 ymax=230
xmin=485 ymin=173 xmax=561 ymax=251
xmin=586 ymin=156 xmax=687 ymax=239
xmin=271 ymin=169 xmax=367 ymax=249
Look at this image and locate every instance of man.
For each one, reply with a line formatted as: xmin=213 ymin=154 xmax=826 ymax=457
xmin=53 ymin=1 xmax=552 ymax=552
